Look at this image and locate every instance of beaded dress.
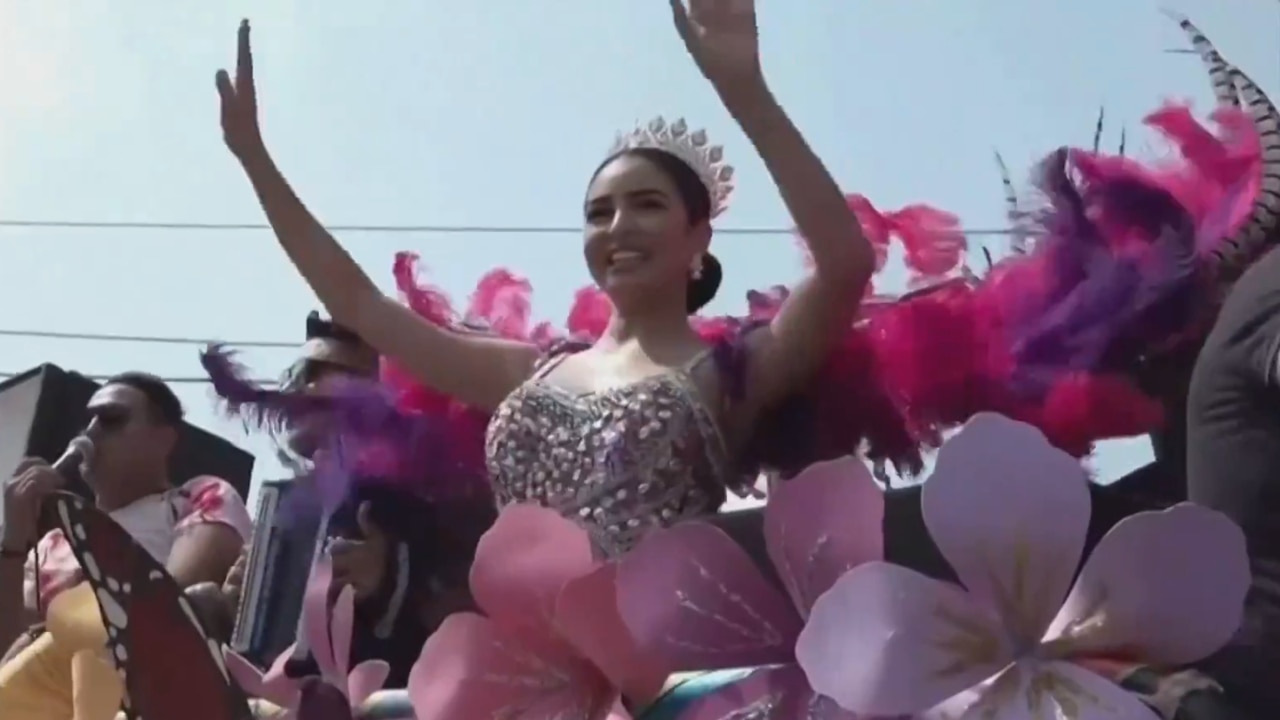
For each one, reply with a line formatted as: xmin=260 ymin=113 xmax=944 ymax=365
xmin=484 ymin=346 xmax=734 ymax=556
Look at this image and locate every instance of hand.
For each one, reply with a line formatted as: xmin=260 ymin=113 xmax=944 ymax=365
xmin=669 ymin=0 xmax=764 ymax=97
xmin=184 ymin=582 xmax=236 ymax=643
xmin=220 ymin=546 xmax=249 ymax=601
xmin=215 ymin=20 xmax=266 ymax=162
xmin=3 ymin=453 xmax=61 ymax=548
xmin=2 ymin=458 xmax=61 ymax=551
xmin=328 ymin=503 xmax=388 ymax=602
xmin=1 ymin=625 xmax=42 ymax=665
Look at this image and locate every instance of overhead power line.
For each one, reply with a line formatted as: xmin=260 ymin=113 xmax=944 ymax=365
xmin=0 ymin=372 xmax=279 ymax=386
xmin=0 ymin=218 xmax=1025 ymax=237
xmin=0 ymin=215 xmax=1025 ymax=350
xmin=0 ymin=328 xmax=295 ymax=348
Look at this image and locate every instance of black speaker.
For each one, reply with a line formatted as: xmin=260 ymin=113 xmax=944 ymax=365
xmin=231 ymin=478 xmax=320 ymax=667
xmin=0 ymin=363 xmax=254 ymax=532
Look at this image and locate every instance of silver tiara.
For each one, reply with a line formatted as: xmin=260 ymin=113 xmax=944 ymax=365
xmin=609 ymin=117 xmax=734 ymax=218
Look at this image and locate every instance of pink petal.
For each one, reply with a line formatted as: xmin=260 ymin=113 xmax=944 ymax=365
xmin=330 ymin=585 xmax=356 ymax=681
xmin=224 ymin=649 xmax=269 ymax=697
xmin=917 ymin=683 xmax=986 ymax=719
xmin=261 ymin=643 xmax=299 ymax=688
xmin=408 ymin=612 xmax=616 ymax=720
xmin=795 ymin=562 xmax=1012 ymax=717
xmin=346 ymin=660 xmax=391 ymax=707
xmin=555 ymin=563 xmax=671 ymax=703
xmin=764 ymin=457 xmax=884 ymax=616
xmin=303 ymin=556 xmax=342 ymax=680
xmin=1046 ymin=503 xmax=1250 ymax=665
xmin=957 ymin=661 xmax=1159 ymax=720
xmin=923 ymin=413 xmax=1089 ymax=643
xmin=671 ymin=665 xmax=858 ymax=720
xmin=616 ymin=522 xmax=800 ymax=671
xmin=225 ymin=646 xmax=301 ymax=707
xmin=471 ymin=504 xmax=597 ymax=628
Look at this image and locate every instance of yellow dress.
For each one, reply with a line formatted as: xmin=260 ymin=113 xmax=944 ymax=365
xmin=0 ymin=583 xmax=122 ymax=720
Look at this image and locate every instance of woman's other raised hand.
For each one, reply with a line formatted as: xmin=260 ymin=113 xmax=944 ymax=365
xmin=215 ymin=20 xmax=265 ymax=163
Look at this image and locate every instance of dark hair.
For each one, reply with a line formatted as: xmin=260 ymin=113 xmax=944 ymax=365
xmin=590 ymin=147 xmax=722 ymax=314
xmin=305 ymin=310 xmax=366 ymax=346
xmin=103 ymin=372 xmax=185 ymax=427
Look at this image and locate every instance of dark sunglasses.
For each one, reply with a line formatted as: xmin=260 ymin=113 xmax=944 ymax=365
xmin=88 ymin=407 xmax=133 ymax=433
xmin=299 ymin=359 xmax=367 ymax=387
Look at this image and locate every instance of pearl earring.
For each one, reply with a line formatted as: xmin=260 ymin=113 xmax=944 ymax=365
xmin=690 ymin=255 xmax=703 ymax=280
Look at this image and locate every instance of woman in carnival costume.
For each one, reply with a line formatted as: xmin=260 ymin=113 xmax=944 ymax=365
xmin=399 ymin=11 xmax=1273 ymax=710
xmin=213 ymin=0 xmax=878 ymax=564
xmin=210 ymin=0 xmax=1264 ymax=709
xmin=619 ymin=15 xmax=1276 ymax=720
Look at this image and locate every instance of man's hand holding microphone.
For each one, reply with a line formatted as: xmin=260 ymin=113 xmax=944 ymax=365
xmin=2 ymin=460 xmax=62 ymax=556
xmin=2 ymin=426 xmax=96 ymax=556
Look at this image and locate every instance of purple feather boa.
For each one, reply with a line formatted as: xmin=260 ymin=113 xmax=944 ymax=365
xmin=200 ymin=345 xmax=490 ymax=515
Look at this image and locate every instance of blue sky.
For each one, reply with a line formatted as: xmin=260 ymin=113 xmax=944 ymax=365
xmin=0 ymin=1 xmax=1271 ymax=509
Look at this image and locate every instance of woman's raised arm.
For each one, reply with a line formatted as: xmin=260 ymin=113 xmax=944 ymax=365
xmin=670 ymin=0 xmax=875 ymax=410
xmin=216 ymin=21 xmax=537 ymax=410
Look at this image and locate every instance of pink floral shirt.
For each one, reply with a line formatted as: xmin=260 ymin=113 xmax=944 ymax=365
xmin=23 ymin=475 xmax=253 ymax=611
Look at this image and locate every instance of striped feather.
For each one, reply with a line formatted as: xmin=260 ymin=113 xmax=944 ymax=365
xmin=1168 ymin=13 xmax=1280 ymax=287
xmin=1213 ymin=65 xmax=1280 ymax=282
xmin=994 ymin=151 xmax=1031 ymax=254
xmin=1170 ymin=13 xmax=1241 ymax=108
xmin=1093 ymin=106 xmax=1106 ymax=153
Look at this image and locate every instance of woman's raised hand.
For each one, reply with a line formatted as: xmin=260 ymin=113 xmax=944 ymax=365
xmin=669 ymin=0 xmax=764 ymax=98
xmin=215 ymin=20 xmax=265 ymax=162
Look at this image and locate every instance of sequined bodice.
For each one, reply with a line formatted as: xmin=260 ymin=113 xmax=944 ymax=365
xmin=484 ymin=361 xmax=730 ymax=556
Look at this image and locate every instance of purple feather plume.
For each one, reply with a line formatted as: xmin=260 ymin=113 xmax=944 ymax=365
xmin=200 ymin=345 xmax=333 ymax=433
xmin=200 ymin=345 xmax=490 ymax=516
xmin=1006 ymin=148 xmax=1199 ymax=394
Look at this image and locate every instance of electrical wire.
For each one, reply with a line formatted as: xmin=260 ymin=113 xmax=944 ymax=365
xmin=0 ymin=328 xmax=295 ymax=348
xmin=0 ymin=330 xmax=285 ymax=384
xmin=0 ymin=217 xmax=1021 ymax=380
xmin=0 ymin=371 xmax=279 ymax=385
xmin=0 ymin=218 xmax=1025 ymax=237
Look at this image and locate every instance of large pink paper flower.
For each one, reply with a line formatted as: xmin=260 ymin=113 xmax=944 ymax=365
xmin=224 ymin=557 xmax=390 ymax=719
xmin=615 ymin=457 xmax=883 ymax=719
xmin=408 ymin=504 xmax=668 ymax=720
xmin=796 ymin=413 xmax=1250 ymax=720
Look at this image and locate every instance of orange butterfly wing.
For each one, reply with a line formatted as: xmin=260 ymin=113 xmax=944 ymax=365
xmin=50 ymin=492 xmax=254 ymax=720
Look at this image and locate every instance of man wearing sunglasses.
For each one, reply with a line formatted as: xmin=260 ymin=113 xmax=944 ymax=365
xmin=0 ymin=371 xmax=253 ymax=718
xmin=214 ymin=311 xmax=384 ymax=615
xmin=210 ymin=312 xmax=491 ymax=690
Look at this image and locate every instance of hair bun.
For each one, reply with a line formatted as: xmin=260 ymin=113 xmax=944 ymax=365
xmin=687 ymin=252 xmax=722 ymax=314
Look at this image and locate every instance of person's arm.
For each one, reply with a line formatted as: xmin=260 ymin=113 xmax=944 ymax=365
xmin=1218 ymin=270 xmax=1280 ymax=392
xmin=1 ymin=627 xmax=39 ymax=666
xmin=1251 ymin=323 xmax=1280 ymax=389
xmin=238 ymin=154 xmax=538 ymax=410
xmin=0 ymin=552 xmax=38 ymax=657
xmin=669 ymin=1 xmax=873 ymax=412
xmin=166 ymin=477 xmax=252 ymax=588
xmin=726 ymin=83 xmax=874 ymax=409
xmin=219 ymin=23 xmax=536 ymax=411
xmin=0 ymin=459 xmax=59 ymax=654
